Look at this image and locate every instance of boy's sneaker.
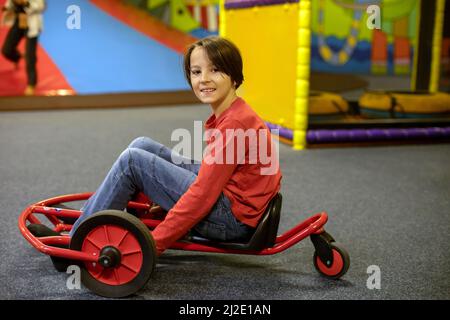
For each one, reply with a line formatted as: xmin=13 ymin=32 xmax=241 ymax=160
xmin=27 ymin=223 xmax=61 ymax=237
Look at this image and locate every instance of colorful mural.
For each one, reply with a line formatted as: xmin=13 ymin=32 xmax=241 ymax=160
xmin=311 ymin=0 xmax=419 ymax=75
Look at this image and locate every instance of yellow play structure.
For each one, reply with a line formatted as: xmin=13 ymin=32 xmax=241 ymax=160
xmin=220 ymin=0 xmax=312 ymax=150
xmin=219 ymin=0 xmax=447 ymax=149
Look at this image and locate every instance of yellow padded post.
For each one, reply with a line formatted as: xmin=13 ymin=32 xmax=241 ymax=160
xmin=219 ymin=0 xmax=226 ymax=37
xmin=294 ymin=0 xmax=311 ymax=150
xmin=430 ymin=0 xmax=445 ymax=93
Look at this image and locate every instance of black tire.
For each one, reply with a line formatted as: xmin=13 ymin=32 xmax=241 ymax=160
xmin=313 ymin=242 xmax=350 ymax=280
xmin=70 ymin=210 xmax=157 ymax=298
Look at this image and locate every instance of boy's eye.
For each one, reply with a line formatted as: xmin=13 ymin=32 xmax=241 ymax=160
xmin=212 ymin=68 xmax=219 ymax=73
xmin=191 ymin=70 xmax=200 ymax=75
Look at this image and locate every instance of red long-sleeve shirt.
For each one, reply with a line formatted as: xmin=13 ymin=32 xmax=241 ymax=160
xmin=151 ymin=98 xmax=282 ymax=255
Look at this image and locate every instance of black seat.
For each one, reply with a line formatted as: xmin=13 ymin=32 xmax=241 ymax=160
xmin=190 ymin=193 xmax=282 ymax=251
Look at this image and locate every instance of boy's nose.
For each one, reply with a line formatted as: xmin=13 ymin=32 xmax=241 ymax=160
xmin=200 ymin=71 xmax=211 ymax=82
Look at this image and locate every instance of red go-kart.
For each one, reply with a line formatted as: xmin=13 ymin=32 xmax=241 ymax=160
xmin=19 ymin=192 xmax=350 ymax=298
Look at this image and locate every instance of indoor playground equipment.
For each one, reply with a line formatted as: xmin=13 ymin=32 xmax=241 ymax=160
xmin=127 ymin=0 xmax=219 ymax=36
xmin=313 ymin=0 xmax=418 ymax=76
xmin=221 ymin=0 xmax=450 ymax=148
xmin=309 ymin=91 xmax=350 ymax=120
xmin=19 ymin=192 xmax=350 ymax=297
xmin=0 ymin=0 xmax=217 ymax=98
xmin=315 ymin=0 xmax=377 ymax=68
xmin=185 ymin=0 xmax=220 ymax=33
xmin=358 ymin=90 xmax=450 ymax=118
xmin=222 ymin=0 xmax=313 ymax=149
xmin=358 ymin=0 xmax=450 ymax=119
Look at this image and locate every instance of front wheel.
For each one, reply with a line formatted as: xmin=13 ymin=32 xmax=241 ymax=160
xmin=313 ymin=242 xmax=350 ymax=279
xmin=70 ymin=210 xmax=157 ymax=298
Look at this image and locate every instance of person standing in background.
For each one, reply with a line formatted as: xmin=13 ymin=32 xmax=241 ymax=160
xmin=1 ymin=0 xmax=45 ymax=96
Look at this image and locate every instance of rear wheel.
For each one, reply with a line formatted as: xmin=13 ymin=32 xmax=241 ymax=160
xmin=313 ymin=242 xmax=350 ymax=279
xmin=70 ymin=210 xmax=156 ymax=298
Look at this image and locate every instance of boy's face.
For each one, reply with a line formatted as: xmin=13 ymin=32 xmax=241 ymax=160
xmin=189 ymin=46 xmax=236 ymax=109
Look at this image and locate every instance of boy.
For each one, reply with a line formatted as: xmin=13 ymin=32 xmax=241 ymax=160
xmin=70 ymin=36 xmax=282 ymax=256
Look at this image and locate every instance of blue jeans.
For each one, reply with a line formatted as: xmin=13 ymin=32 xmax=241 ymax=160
xmin=69 ymin=137 xmax=253 ymax=243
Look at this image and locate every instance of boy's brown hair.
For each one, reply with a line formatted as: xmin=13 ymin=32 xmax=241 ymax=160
xmin=183 ymin=36 xmax=244 ymax=89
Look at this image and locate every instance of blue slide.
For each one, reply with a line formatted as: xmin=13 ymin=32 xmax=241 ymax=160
xmin=39 ymin=0 xmax=190 ymax=94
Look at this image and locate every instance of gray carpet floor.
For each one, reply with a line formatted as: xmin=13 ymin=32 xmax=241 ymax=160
xmin=1 ymin=105 xmax=449 ymax=300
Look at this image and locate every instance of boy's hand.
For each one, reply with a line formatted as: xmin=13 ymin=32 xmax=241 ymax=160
xmin=18 ymin=12 xmax=27 ymax=29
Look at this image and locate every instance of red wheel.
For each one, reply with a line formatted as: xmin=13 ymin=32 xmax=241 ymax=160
xmin=313 ymin=243 xmax=350 ymax=279
xmin=70 ymin=210 xmax=156 ymax=298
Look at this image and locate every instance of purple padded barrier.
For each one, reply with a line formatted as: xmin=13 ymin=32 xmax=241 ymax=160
xmin=225 ymin=0 xmax=298 ymax=10
xmin=266 ymin=122 xmax=293 ymax=140
xmin=307 ymin=127 xmax=450 ymax=143
xmin=265 ymin=122 xmax=450 ymax=143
